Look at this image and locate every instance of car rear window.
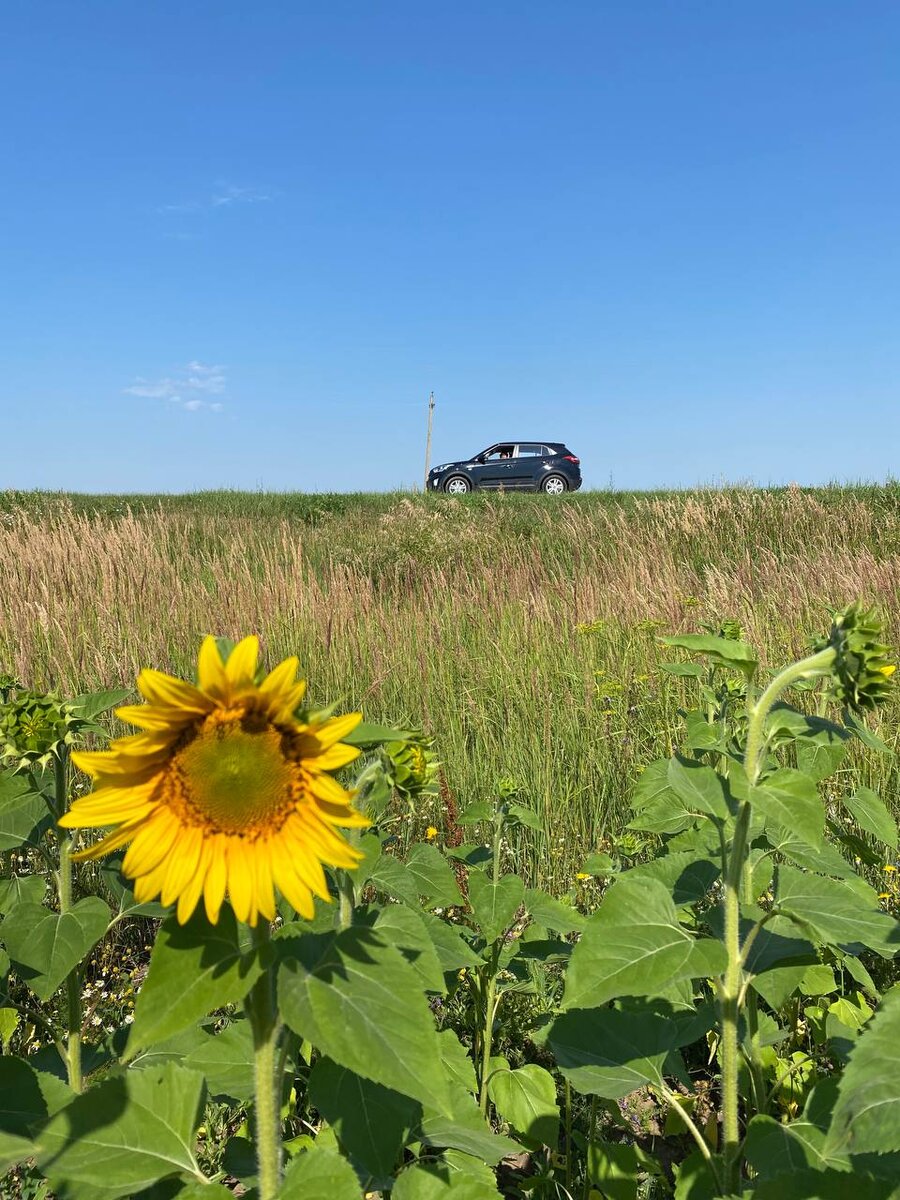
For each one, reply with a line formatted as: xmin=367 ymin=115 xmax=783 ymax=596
xmin=517 ymin=443 xmax=546 ymax=457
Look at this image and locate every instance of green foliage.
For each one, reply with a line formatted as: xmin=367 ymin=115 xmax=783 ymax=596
xmin=278 ymin=926 xmax=453 ymax=1112
xmin=2 ymin=607 xmax=900 ymax=1198
xmin=127 ymin=908 xmax=264 ymax=1056
xmin=37 ymin=1063 xmax=207 ymax=1198
xmin=2 ymin=896 xmax=109 ymax=1002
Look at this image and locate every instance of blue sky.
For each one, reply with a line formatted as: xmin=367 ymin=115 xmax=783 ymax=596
xmin=2 ymin=1 xmax=898 ymax=492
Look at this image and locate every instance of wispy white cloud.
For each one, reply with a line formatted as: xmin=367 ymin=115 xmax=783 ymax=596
xmin=123 ymin=361 xmax=227 ymax=414
xmin=157 ymin=181 xmax=274 ymax=217
xmin=211 ymin=183 xmax=271 ymax=208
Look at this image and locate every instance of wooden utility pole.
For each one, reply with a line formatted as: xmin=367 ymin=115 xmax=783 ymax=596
xmin=423 ymin=390 xmax=435 ymax=489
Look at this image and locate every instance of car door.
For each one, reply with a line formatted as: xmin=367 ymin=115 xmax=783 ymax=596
xmin=511 ymin=444 xmax=547 ymax=488
xmin=470 ymin=445 xmax=515 ymax=488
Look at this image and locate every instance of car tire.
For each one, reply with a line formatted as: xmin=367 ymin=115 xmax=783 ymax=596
xmin=541 ymin=474 xmax=568 ymax=495
xmin=444 ymin=475 xmax=472 ymax=494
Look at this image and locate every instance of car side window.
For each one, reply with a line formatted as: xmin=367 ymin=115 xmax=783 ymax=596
xmin=485 ymin=445 xmax=514 ymax=461
xmin=517 ymin=443 xmax=545 ymax=457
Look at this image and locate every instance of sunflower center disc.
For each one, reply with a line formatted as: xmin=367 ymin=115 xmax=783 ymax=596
xmin=176 ymin=721 xmax=293 ymax=832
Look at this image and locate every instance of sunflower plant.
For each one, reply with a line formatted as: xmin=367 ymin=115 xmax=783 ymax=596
xmin=543 ymin=604 xmax=900 ymax=1197
xmin=2 ymin=612 xmax=900 ymax=1200
xmin=0 ymin=640 xmax=542 ymax=1200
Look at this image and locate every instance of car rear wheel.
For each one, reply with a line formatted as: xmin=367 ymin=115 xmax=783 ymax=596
xmin=541 ymin=474 xmax=568 ymax=495
xmin=444 ymin=475 xmax=472 ymax=494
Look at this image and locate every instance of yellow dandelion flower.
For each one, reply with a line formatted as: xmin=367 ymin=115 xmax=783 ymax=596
xmin=60 ymin=636 xmax=368 ymax=927
xmin=884 ymin=864 xmax=897 ymax=872
xmin=425 ymin=825 xmax=438 ymax=841
xmin=576 ymin=872 xmax=591 ymax=881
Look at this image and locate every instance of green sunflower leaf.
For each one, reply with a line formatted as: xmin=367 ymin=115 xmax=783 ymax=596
xmin=0 ymin=1055 xmax=73 ymax=1172
xmin=280 ymin=1147 xmax=363 ymax=1198
xmin=36 ymin=1062 xmax=207 ymax=1199
xmin=181 ymin=1019 xmax=256 ymax=1103
xmin=750 ymin=769 xmax=825 ymax=849
xmin=487 ymin=1063 xmax=559 ymax=1147
xmin=278 ymin=926 xmax=452 ymax=1114
xmin=392 ymin=1151 xmax=502 ymax=1199
xmin=467 ymin=872 xmax=524 ymax=943
xmin=126 ymin=907 xmax=264 ymax=1057
xmin=549 ymin=1006 xmax=675 ymax=1098
xmin=404 ymin=843 xmax=464 ymax=909
xmin=824 ymin=988 xmax=900 ymax=1158
xmin=0 ymin=773 xmax=51 ymax=852
xmin=563 ymin=876 xmax=726 ymax=1009
xmin=776 ymin=868 xmax=900 ymax=957
xmin=372 ymin=903 xmax=447 ymax=993
xmin=0 ymin=873 xmax=45 ymax=914
xmin=308 ymin=1057 xmax=417 ymax=1180
xmin=69 ymin=689 xmax=132 ymax=721
xmin=843 ymin=787 xmax=898 ymax=850
xmin=419 ymin=1085 xmax=520 ymax=1163
xmin=1 ymin=896 xmax=110 ymax=1002
xmin=524 ymin=887 xmax=586 ymax=933
xmin=658 ymin=633 xmax=757 ymax=675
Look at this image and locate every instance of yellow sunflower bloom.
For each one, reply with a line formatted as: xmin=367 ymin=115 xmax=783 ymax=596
xmin=60 ymin=636 xmax=368 ymax=927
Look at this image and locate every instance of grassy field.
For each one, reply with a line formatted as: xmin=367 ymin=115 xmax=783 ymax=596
xmin=2 ymin=485 xmax=899 ymax=892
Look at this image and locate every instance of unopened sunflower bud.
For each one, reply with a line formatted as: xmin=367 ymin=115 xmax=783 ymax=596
xmin=383 ymin=734 xmax=440 ymax=806
xmin=813 ymin=603 xmax=895 ymax=712
xmin=0 ymin=690 xmax=79 ymax=771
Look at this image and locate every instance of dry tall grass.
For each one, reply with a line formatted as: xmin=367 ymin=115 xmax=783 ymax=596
xmin=2 ymin=489 xmax=898 ymax=886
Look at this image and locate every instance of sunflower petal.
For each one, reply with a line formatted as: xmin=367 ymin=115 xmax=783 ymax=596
xmin=227 ymin=839 xmax=256 ymax=925
xmin=122 ymin=811 xmax=181 ymax=878
xmin=133 ymin=857 xmax=170 ymax=905
xmin=307 ymin=770 xmax=354 ymax=806
xmin=282 ymin=821 xmax=331 ymax=898
xmin=137 ymin=669 xmax=212 ymax=713
xmin=313 ymin=742 xmax=361 ymax=771
xmin=197 ymin=637 xmax=229 ymax=700
xmin=204 ymin=838 xmax=228 ymax=924
xmin=271 ymin=844 xmax=316 ymax=919
xmin=177 ymin=838 xmax=212 ymax=924
xmin=260 ymin=656 xmax=301 ymax=699
xmin=253 ymin=840 xmax=277 ymax=922
xmin=269 ymin=682 xmax=307 ymax=725
xmin=71 ymin=748 xmax=157 ymax=780
xmin=70 ymin=821 xmax=142 ymax=862
xmin=161 ymin=826 xmax=203 ymax=907
xmin=115 ymin=704 xmax=198 ymax=732
xmin=60 ymin=795 xmax=157 ymax=828
xmin=310 ymin=712 xmax=363 ymax=749
xmin=225 ymin=636 xmax=260 ymax=688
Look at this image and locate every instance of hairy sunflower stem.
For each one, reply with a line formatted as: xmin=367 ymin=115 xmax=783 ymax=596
xmin=247 ymin=923 xmax=281 ymax=1200
xmin=54 ymin=751 xmax=83 ymax=1094
xmin=478 ymin=811 xmax=506 ymax=1115
xmin=337 ymin=871 xmax=355 ymax=929
xmin=478 ymin=953 xmax=500 ymax=1117
xmin=744 ymin=647 xmax=836 ymax=788
xmin=581 ymin=1096 xmax=597 ymax=1200
xmin=720 ymin=645 xmax=837 ymax=1190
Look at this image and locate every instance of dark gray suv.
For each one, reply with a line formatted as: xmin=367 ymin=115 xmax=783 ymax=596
xmin=428 ymin=442 xmax=582 ymax=494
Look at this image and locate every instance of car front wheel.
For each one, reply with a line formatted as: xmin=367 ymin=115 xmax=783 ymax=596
xmin=444 ymin=475 xmax=472 ymax=494
xmin=541 ymin=474 xmax=568 ymax=495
